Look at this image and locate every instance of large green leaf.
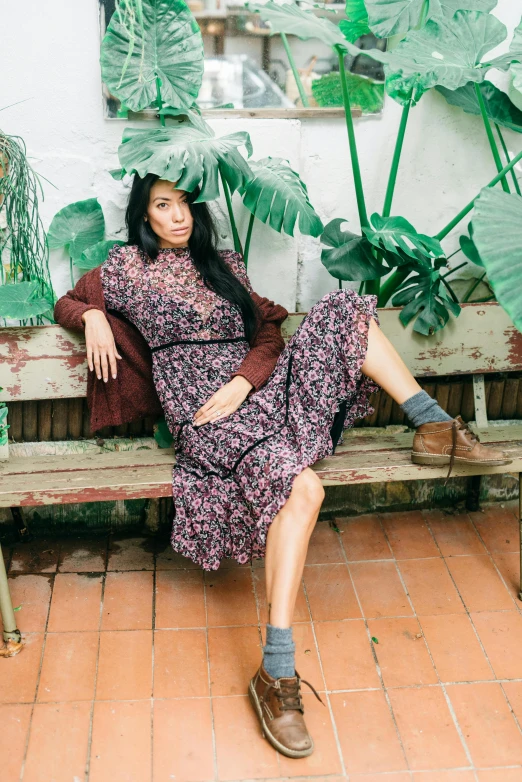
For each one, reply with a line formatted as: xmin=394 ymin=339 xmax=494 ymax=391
xmin=436 ymin=80 xmax=522 ymax=133
xmin=320 ymin=219 xmax=389 ymax=280
xmin=0 ymin=281 xmax=52 ymax=320
xmin=118 ymin=125 xmax=253 ymax=201
xmin=459 ymin=223 xmax=484 ymax=266
xmin=100 ymin=0 xmax=204 ymax=113
xmin=472 ymin=187 xmax=522 ymax=331
xmin=47 ymin=199 xmax=105 ymax=262
xmin=385 ymin=11 xmax=521 ymax=106
xmin=312 ymin=71 xmax=384 ymax=112
xmin=239 ymin=158 xmax=323 ymax=238
xmin=363 ymin=213 xmax=444 ymax=260
xmin=340 ymin=0 xmax=371 ymax=43
xmin=365 ymin=0 xmax=497 ymax=39
xmin=392 ymin=265 xmax=461 ymax=335
xmin=77 ymin=240 xmax=126 ymax=270
xmin=247 ymin=2 xmax=388 ymax=63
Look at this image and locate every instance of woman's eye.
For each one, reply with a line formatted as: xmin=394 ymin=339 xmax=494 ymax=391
xmin=158 ymin=202 xmax=168 ymax=208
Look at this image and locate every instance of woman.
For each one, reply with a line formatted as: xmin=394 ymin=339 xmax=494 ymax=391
xmin=54 ymin=174 xmax=511 ymax=759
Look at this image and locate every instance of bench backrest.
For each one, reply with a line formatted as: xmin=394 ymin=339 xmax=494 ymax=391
xmin=1 ymin=302 xmax=520 ymax=404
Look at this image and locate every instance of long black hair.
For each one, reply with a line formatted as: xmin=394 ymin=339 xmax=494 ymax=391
xmin=125 ymin=173 xmax=260 ymax=343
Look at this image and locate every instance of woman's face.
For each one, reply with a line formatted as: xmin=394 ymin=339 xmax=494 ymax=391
xmin=145 ymin=179 xmax=194 ymax=249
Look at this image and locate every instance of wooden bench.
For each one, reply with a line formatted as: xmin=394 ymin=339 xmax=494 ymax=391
xmin=2 ymin=301 xmax=522 ymax=655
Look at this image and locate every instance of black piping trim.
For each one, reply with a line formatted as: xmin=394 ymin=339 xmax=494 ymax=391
xmin=152 ymin=336 xmax=248 ymax=354
xmin=173 ymin=351 xmax=295 ymax=481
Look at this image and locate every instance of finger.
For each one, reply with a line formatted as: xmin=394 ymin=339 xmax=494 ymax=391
xmin=87 ymin=345 xmax=93 ymax=373
xmin=100 ymin=352 xmax=110 ymax=383
xmin=109 ymin=349 xmax=118 ymax=380
xmin=93 ymin=350 xmax=102 ymax=381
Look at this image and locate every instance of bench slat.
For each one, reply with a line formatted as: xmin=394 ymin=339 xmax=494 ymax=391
xmin=2 ymin=303 xmax=521 ymax=402
xmin=2 ymin=441 xmax=521 ymax=507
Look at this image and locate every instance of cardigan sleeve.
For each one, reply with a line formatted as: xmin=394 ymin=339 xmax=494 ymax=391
xmin=221 ymin=251 xmax=289 ymax=392
xmin=53 ymin=269 xmax=105 ymax=332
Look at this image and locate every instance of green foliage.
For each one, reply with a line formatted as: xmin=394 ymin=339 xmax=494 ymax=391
xmin=437 ymin=81 xmax=522 ymax=133
xmin=117 ymin=125 xmax=253 ymax=201
xmin=391 ymin=259 xmax=461 ymax=335
xmin=321 ymin=218 xmax=388 ymax=280
xmin=78 ymin=240 xmax=126 ymax=270
xmin=365 ymin=0 xmax=497 ymax=39
xmin=0 ymin=403 xmax=8 ymax=448
xmin=154 ymin=417 xmax=173 ymax=448
xmin=385 ymin=12 xmax=522 ymax=106
xmin=47 ymin=199 xmax=105 ymax=262
xmin=472 ymin=187 xmax=522 ymax=331
xmin=100 ymin=0 xmax=204 ymax=113
xmin=0 ymin=280 xmax=53 ymax=320
xmin=239 ymin=158 xmax=323 ymax=238
xmin=459 ymin=223 xmax=483 ymax=266
xmin=247 ymin=1 xmax=388 ymax=63
xmin=363 ymin=214 xmax=444 ymax=260
xmin=340 ymin=0 xmax=371 ymax=43
xmin=312 ymin=71 xmax=384 ymax=113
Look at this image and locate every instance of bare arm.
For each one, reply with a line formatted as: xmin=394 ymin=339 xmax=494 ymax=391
xmin=81 ymin=309 xmax=122 ymax=383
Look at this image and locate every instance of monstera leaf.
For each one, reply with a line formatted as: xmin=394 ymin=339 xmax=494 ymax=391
xmin=459 ymin=223 xmax=483 ymax=266
xmin=385 ymin=12 xmax=522 ymax=105
xmin=239 ymin=158 xmax=323 ymax=237
xmin=47 ymin=199 xmax=105 ymax=262
xmin=511 ymin=64 xmax=522 ymax=109
xmin=340 ymin=0 xmax=372 ymax=43
xmin=312 ymin=71 xmax=384 ymax=112
xmin=77 ymin=240 xmax=126 ymax=270
xmin=365 ymin=0 xmax=497 ymax=39
xmin=437 ymin=81 xmax=522 ymax=133
xmin=320 ymin=219 xmax=389 ymax=280
xmin=363 ymin=214 xmax=444 ymax=260
xmin=247 ymin=1 xmax=388 ymax=63
xmin=472 ymin=187 xmax=522 ymax=331
xmin=0 ymin=281 xmax=52 ymax=320
xmin=100 ymin=0 xmax=204 ymax=113
xmin=117 ymin=125 xmax=253 ymax=201
xmin=391 ymin=263 xmax=461 ymax=335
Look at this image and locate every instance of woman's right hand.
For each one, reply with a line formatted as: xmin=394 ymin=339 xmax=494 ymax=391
xmin=81 ymin=309 xmax=122 ymax=382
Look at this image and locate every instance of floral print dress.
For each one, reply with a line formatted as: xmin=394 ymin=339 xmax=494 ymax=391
xmin=101 ymin=244 xmax=380 ymax=570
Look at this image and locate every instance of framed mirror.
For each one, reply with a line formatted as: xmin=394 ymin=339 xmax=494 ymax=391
xmin=99 ymin=0 xmax=386 ymax=118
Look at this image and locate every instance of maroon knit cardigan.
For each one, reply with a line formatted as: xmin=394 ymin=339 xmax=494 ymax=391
xmin=53 ymin=265 xmax=289 ymax=432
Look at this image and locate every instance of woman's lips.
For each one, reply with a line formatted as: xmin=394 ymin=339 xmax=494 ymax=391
xmin=171 ymin=227 xmax=188 ymax=234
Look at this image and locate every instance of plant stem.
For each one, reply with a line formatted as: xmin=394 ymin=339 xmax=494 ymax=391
xmin=383 ymin=97 xmax=412 ymax=217
xmin=377 ymin=267 xmax=411 ymax=307
xmin=495 ymin=123 xmax=521 ymax=195
xmin=474 ymin=83 xmax=509 ymax=193
xmin=243 ymin=212 xmax=255 ymax=267
xmin=156 ymin=76 xmax=165 ymax=128
xmin=435 ymin=148 xmax=522 ymax=241
xmin=441 ymin=276 xmax=459 ymax=303
xmin=441 ymin=260 xmax=468 ymax=279
xmin=69 ymin=256 xmax=75 ymax=289
xmin=462 ymin=270 xmax=487 ymax=303
xmin=220 ymin=171 xmax=243 ymax=255
xmin=337 ymin=47 xmax=368 ymax=230
xmin=281 ymin=33 xmax=309 ymax=108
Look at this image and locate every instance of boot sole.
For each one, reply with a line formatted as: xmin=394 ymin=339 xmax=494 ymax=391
xmin=248 ymin=679 xmax=314 ymax=758
xmin=411 ymin=452 xmax=513 ymax=467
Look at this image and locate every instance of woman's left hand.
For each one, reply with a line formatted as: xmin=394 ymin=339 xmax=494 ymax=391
xmin=193 ymin=376 xmax=254 ymax=427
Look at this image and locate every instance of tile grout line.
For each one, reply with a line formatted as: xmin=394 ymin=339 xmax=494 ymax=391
xmin=203 ymin=563 xmax=219 ymax=781
xmin=83 ymin=537 xmax=109 ymax=782
xmin=301 ymin=575 xmax=348 ymax=780
xmin=16 ymin=554 xmax=59 ymax=782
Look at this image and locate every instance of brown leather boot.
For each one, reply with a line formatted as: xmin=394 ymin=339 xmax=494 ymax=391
xmin=248 ymin=662 xmax=325 ymax=758
xmin=412 ymin=415 xmax=512 ymax=481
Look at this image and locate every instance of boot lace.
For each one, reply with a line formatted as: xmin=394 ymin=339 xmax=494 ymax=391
xmin=264 ymin=672 xmax=325 ymax=713
xmin=444 ymin=418 xmax=479 ymax=484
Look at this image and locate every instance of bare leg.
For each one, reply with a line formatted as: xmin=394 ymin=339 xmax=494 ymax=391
xmin=362 ymin=317 xmax=421 ymax=405
xmin=264 ymin=468 xmax=324 ymax=628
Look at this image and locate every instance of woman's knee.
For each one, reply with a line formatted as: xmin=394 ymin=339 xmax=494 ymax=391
xmin=293 ymin=468 xmax=325 ymax=512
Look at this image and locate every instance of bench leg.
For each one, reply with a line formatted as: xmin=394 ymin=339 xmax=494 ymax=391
xmin=0 ymin=543 xmax=23 ymax=657
xmin=10 ymin=507 xmax=32 ymax=542
xmin=519 ymin=473 xmax=522 ymax=603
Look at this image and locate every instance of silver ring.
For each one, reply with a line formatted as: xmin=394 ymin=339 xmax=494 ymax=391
xmin=214 ymin=409 xmax=221 ymax=416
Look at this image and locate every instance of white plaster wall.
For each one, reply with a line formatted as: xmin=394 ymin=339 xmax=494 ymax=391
xmin=0 ymin=0 xmax=520 ymax=312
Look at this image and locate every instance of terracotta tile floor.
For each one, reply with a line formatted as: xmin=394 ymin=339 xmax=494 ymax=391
xmin=2 ymin=503 xmax=522 ymax=781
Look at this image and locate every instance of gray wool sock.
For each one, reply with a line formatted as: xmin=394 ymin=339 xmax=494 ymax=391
xmin=400 ymin=389 xmax=452 ymax=428
xmin=263 ymin=623 xmax=296 ymax=679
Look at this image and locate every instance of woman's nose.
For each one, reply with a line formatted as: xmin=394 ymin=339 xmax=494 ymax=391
xmin=171 ymin=205 xmax=184 ymax=222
